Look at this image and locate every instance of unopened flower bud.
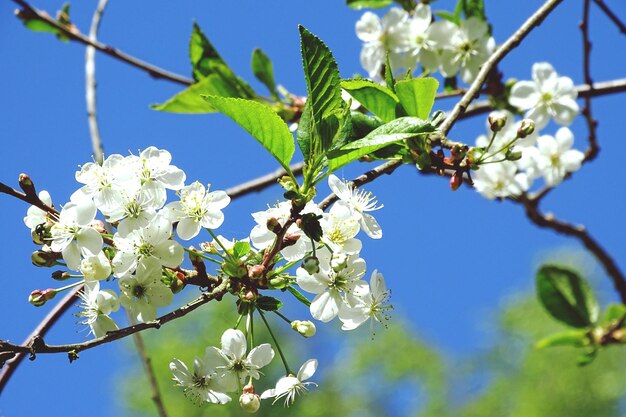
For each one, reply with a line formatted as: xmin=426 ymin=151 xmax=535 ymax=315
xmin=517 ymin=119 xmax=535 ymax=138
xmin=51 ymin=270 xmax=71 ymax=281
xmin=18 ymin=173 xmax=36 ymax=196
xmin=450 ymin=172 xmax=463 ymax=191
xmin=302 ymin=256 xmax=320 ymax=275
xmin=31 ymin=250 xmax=60 ymax=267
xmin=266 ymin=217 xmax=281 ymax=234
xmin=31 ymin=229 xmax=45 ymax=245
xmin=248 ymin=265 xmax=265 ymax=280
xmin=488 ymin=113 xmax=507 ymax=133
xmin=282 ymin=234 xmax=300 ymax=248
xmin=505 ymin=149 xmax=523 ymax=161
xmin=29 ymin=288 xmax=56 ymax=306
xmin=268 ymin=276 xmax=288 ymax=289
xmin=239 ymin=393 xmax=260 ymax=413
xmin=291 ymin=320 xmax=316 ymax=338
xmin=89 ymin=220 xmax=107 ymax=234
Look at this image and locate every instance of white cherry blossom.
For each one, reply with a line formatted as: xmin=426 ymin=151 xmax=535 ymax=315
xmin=428 ymin=17 xmax=495 ymax=83
xmin=260 ymin=359 xmax=318 ymax=407
xmin=163 ymin=181 xmax=230 ymax=240
xmin=320 ymin=203 xmax=362 ymax=255
xmin=534 ymin=127 xmax=585 ymax=186
xmin=128 ymin=146 xmax=186 ymax=207
xmin=119 ymin=258 xmax=174 ymax=322
xmin=50 ymin=195 xmax=103 ymax=271
xmin=170 ymin=357 xmax=231 ymax=405
xmin=339 ymin=269 xmax=392 ymax=331
xmin=509 ymin=62 xmax=579 ymax=129
xmin=405 ymin=4 xmax=438 ymax=73
xmin=75 ymin=154 xmax=136 ymax=213
xmin=296 ymin=248 xmax=367 ymax=322
xmin=77 ymin=281 xmax=120 ymax=338
xmin=328 ymin=174 xmax=383 ymax=239
xmin=80 ymin=250 xmax=111 ymax=281
xmin=102 ymin=187 xmax=159 ymax=237
xmin=112 ymin=215 xmax=183 ymax=278
xmin=23 ymin=190 xmax=53 ymax=231
xmin=356 ymin=8 xmax=412 ymax=77
xmin=473 ymin=161 xmax=530 ymax=199
xmin=204 ymin=329 xmax=274 ymax=392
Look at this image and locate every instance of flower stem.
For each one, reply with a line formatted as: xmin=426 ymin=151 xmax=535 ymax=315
xmin=287 ymin=286 xmax=311 ymax=307
xmin=55 ymin=280 xmax=85 ymax=293
xmin=257 ymin=307 xmax=293 ymax=375
xmin=273 ymin=310 xmax=292 ymax=325
xmin=205 ymin=229 xmax=235 ymax=261
xmin=234 ymin=312 xmax=244 ymax=330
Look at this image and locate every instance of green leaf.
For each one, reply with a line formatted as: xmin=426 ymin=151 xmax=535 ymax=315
xmin=256 ymin=296 xmax=282 ymax=312
xmin=535 ymin=330 xmax=590 ymax=349
xmin=22 ymin=19 xmax=62 ymax=36
xmin=189 ymin=23 xmax=256 ymax=98
xmin=394 ymin=0 xmax=417 ymax=12
xmin=251 ymin=48 xmax=277 ymax=96
xmin=435 ymin=10 xmax=461 ymax=25
xmin=536 ymin=265 xmax=599 ymax=328
xmin=299 ymin=26 xmax=344 ymax=154
xmin=233 ymin=241 xmax=251 ymax=260
xmin=395 ymin=77 xmax=439 ymax=120
xmin=151 ymin=75 xmax=238 ymax=113
xmin=384 ymin=52 xmax=396 ymax=93
xmin=327 ymin=117 xmax=434 ymax=172
xmin=602 ymin=304 xmax=626 ymax=325
xmin=346 ymin=0 xmax=393 ymax=9
xmin=202 ymin=96 xmax=295 ymax=172
xmin=296 ymin=100 xmax=314 ymax=161
xmin=341 ymin=79 xmax=399 ymax=122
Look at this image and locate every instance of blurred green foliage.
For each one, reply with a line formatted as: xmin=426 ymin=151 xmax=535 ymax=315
xmin=121 ymin=293 xmax=626 ymax=417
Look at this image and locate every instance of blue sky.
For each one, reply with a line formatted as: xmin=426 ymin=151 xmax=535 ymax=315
xmin=1 ymin=0 xmax=625 ymax=416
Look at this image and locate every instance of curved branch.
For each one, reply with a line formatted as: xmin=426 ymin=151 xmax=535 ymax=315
xmin=12 ymin=0 xmax=193 ymax=86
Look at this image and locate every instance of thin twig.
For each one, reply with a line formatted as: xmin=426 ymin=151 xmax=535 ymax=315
xmin=0 ymin=280 xmax=228 ymax=359
xmin=225 ymin=162 xmax=305 ymax=199
xmin=85 ymin=0 xmax=108 ymax=165
xmin=593 ymin=0 xmax=626 ymax=34
xmin=0 ymin=285 xmax=83 ymax=394
xmin=127 ymin=312 xmax=169 ymax=417
xmin=580 ymin=0 xmax=600 ymax=162
xmin=12 ymin=0 xmax=193 ymax=86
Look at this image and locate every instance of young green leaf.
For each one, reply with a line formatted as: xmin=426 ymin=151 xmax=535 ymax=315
xmin=395 ymin=77 xmax=439 ymax=120
xmin=602 ymin=304 xmax=626 ymax=325
xmin=296 ymin=100 xmax=315 ymax=161
xmin=189 ymin=23 xmax=256 ymax=98
xmin=151 ymin=75 xmax=237 ymax=113
xmin=435 ymin=10 xmax=462 ymax=26
xmin=202 ymin=96 xmax=295 ymax=172
xmin=535 ymin=330 xmax=590 ymax=349
xmin=341 ymin=79 xmax=399 ymax=122
xmin=251 ymin=48 xmax=277 ymax=96
xmin=299 ymin=26 xmax=344 ymax=153
xmin=346 ymin=0 xmax=393 ymax=9
xmin=384 ymin=52 xmax=396 ymax=93
xmin=233 ymin=241 xmax=251 ymax=260
xmin=327 ymin=117 xmax=434 ymax=172
xmin=536 ymin=265 xmax=600 ymax=328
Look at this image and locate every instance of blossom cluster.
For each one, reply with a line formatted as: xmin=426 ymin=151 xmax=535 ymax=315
xmin=23 ymin=149 xmax=392 ymax=411
xmin=472 ymin=63 xmax=584 ymax=199
xmin=356 ymin=6 xmax=495 ymax=83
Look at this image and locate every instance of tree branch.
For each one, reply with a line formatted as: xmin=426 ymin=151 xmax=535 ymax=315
xmin=0 ymin=285 xmax=83 ymax=394
xmin=85 ymin=0 xmax=108 ymax=165
xmin=127 ymin=312 xmax=170 ymax=417
xmin=520 ymin=196 xmax=626 ymax=304
xmin=593 ymin=0 xmax=626 ymax=35
xmin=12 ymin=0 xmax=193 ymax=86
xmin=0 ymin=280 xmax=229 ymax=360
